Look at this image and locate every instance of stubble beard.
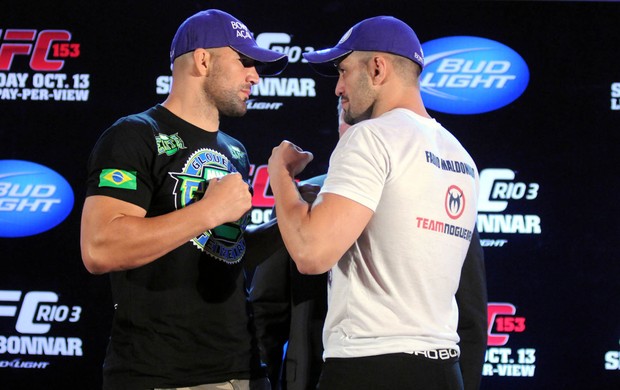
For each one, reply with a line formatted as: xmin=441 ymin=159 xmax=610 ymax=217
xmin=345 ymin=72 xmax=375 ymax=125
xmin=204 ymin=74 xmax=248 ymax=118
xmin=218 ymin=89 xmax=248 ymax=118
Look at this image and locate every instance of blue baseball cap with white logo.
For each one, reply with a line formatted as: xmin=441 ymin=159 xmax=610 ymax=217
xmin=303 ymin=15 xmax=424 ymax=76
xmin=170 ymin=9 xmax=288 ymax=76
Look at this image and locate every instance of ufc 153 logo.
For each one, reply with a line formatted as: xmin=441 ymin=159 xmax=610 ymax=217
xmin=484 ymin=302 xmax=536 ymax=378
xmin=0 ymin=29 xmax=79 ymax=71
xmin=487 ymin=302 xmax=526 ymax=346
xmin=248 ymin=164 xmax=273 ymax=226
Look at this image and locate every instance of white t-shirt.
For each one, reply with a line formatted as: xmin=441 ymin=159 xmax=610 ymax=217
xmin=320 ymin=108 xmax=479 ymax=358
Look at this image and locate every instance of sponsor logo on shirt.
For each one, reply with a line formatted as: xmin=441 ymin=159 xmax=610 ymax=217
xmin=228 ymin=145 xmax=246 ymax=161
xmin=155 ymin=133 xmax=186 ymax=156
xmin=425 ymin=151 xmax=476 ymax=179
xmin=170 ymin=148 xmax=248 ymax=263
xmin=445 ymin=185 xmax=465 ymax=220
xmin=416 ymin=184 xmax=474 ymax=242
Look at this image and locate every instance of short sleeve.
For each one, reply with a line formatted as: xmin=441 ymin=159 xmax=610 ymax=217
xmin=85 ymin=118 xmax=156 ymax=210
xmin=320 ymin=125 xmax=389 ymax=212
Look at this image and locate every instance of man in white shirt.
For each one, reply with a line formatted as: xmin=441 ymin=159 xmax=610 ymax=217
xmin=268 ymin=15 xmax=479 ymax=389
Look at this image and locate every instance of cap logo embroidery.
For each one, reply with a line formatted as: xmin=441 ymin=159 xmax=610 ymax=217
xmin=338 ymin=28 xmax=353 ymax=44
xmin=169 ymin=9 xmax=288 ymax=75
xmin=230 ymin=21 xmax=252 ymax=39
xmin=414 ymin=52 xmax=424 ymax=64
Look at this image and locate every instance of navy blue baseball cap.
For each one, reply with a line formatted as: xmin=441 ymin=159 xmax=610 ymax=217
xmin=170 ymin=9 xmax=288 ymax=76
xmin=302 ymin=15 xmax=424 ymax=76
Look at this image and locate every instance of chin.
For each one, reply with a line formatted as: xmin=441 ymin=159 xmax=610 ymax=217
xmin=222 ymin=109 xmax=247 ymax=118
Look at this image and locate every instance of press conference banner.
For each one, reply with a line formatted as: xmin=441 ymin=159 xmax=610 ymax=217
xmin=1 ymin=1 xmax=619 ymax=389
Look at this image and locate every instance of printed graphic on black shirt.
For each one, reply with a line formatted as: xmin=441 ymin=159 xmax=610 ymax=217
xmin=155 ymin=132 xmax=186 ymax=156
xmin=170 ymin=148 xmax=248 ymax=263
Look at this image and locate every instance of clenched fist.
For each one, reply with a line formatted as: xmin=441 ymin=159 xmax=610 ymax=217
xmin=268 ymin=140 xmax=314 ymax=179
xmin=201 ymin=172 xmax=252 ymax=226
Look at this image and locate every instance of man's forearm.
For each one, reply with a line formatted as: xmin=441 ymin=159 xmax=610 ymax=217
xmin=270 ymin=172 xmax=314 ymax=265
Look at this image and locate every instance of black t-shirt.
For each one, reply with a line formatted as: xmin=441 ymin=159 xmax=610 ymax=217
xmin=86 ymin=105 xmax=263 ymax=389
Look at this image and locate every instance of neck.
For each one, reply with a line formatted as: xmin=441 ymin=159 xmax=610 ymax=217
xmin=162 ymin=93 xmax=220 ymax=132
xmin=372 ymin=89 xmax=431 ymax=119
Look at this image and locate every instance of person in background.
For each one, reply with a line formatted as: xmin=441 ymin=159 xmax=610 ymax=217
xmin=267 ymin=15 xmax=480 ymax=389
xmin=253 ymin=95 xmax=487 ymax=389
xmin=80 ymin=9 xmax=287 ymax=390
xmin=249 ymin=100 xmax=348 ymax=390
xmin=454 ymin=229 xmax=488 ymax=390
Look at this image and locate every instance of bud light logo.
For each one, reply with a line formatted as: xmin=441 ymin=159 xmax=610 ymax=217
xmin=420 ymin=36 xmax=529 ymax=115
xmin=0 ymin=160 xmax=74 ymax=237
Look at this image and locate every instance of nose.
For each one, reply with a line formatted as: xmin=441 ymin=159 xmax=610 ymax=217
xmin=248 ymin=67 xmax=260 ymax=85
xmin=334 ymin=77 xmax=345 ymax=96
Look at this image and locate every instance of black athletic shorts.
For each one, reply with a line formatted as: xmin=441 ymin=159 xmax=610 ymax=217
xmin=317 ymin=352 xmax=464 ymax=390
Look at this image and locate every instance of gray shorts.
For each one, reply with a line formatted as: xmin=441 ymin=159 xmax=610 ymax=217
xmin=155 ymin=378 xmax=270 ymax=390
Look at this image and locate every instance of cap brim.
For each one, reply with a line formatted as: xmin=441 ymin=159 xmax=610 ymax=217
xmin=231 ymin=44 xmax=289 ymax=76
xmin=302 ymin=47 xmax=352 ymax=77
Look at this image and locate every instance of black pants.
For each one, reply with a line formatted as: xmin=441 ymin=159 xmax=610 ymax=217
xmin=317 ymin=353 xmax=464 ymax=390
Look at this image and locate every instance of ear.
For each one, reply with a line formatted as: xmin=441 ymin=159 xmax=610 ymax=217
xmin=369 ymin=55 xmax=387 ymax=85
xmin=192 ymin=49 xmax=211 ymax=76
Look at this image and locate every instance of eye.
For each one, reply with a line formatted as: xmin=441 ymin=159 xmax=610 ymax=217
xmin=239 ymin=57 xmax=256 ymax=68
xmin=335 ymin=62 xmax=346 ymax=75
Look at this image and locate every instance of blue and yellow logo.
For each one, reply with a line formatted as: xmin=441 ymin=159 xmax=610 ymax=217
xmin=170 ymin=148 xmax=248 ymax=264
xmin=98 ymin=169 xmax=137 ymax=190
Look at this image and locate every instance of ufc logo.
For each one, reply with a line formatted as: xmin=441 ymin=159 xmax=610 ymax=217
xmin=249 ymin=164 xmax=274 ymax=208
xmin=487 ymin=302 xmax=523 ymax=346
xmin=0 ymin=290 xmax=82 ymax=334
xmin=0 ymin=29 xmax=73 ymax=71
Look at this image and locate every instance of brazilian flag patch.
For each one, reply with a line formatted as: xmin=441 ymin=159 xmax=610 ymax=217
xmin=99 ymin=169 xmax=137 ymax=190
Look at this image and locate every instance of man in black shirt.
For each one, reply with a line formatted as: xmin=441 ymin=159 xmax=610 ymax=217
xmin=80 ymin=9 xmax=287 ymax=390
